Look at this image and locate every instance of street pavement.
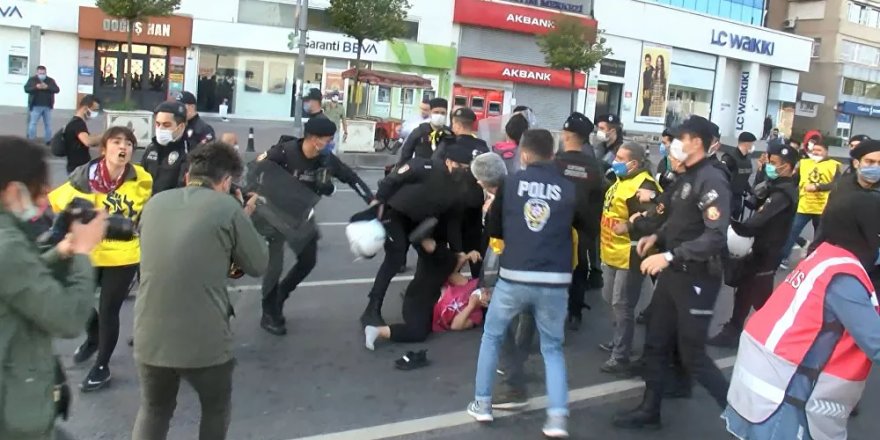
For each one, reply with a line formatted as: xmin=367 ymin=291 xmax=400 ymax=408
xmin=2 ymin=105 xmax=878 ymax=439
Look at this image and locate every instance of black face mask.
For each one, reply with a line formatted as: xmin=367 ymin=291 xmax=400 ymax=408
xmin=450 ymin=167 xmax=469 ymax=183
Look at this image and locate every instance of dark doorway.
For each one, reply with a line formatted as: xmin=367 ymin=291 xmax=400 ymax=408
xmin=595 ymin=82 xmax=622 ymax=119
xmin=95 ymin=41 xmax=169 ymax=111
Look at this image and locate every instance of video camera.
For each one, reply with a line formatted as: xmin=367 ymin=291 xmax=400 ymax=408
xmin=38 ymin=198 xmax=135 ymax=247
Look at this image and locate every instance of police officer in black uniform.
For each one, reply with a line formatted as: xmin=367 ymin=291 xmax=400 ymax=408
xmin=257 ymin=118 xmax=374 ymax=335
xmin=706 ymin=122 xmax=736 ymax=182
xmin=397 ymin=98 xmax=454 ymax=165
xmin=595 ymin=113 xmax=624 ymax=169
xmin=557 ymin=112 xmax=604 ymax=330
xmin=843 ymin=134 xmax=871 ymax=174
xmin=141 ymin=101 xmax=191 ymax=194
xmin=614 ymin=115 xmax=731 ymax=430
xmin=725 ymin=132 xmax=757 ymax=220
xmin=178 ymin=91 xmax=216 ymax=147
xmin=360 ymin=142 xmax=476 ymax=326
xmin=708 ymin=142 xmax=799 ymax=348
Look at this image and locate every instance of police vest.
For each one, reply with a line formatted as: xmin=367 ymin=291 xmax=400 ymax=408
xmin=49 ymin=162 xmax=153 ymax=267
xmin=499 ymin=162 xmax=576 ymax=286
xmin=798 ymin=158 xmax=840 ymax=214
xmin=727 ymin=243 xmax=876 ymax=440
xmin=600 ymin=171 xmax=659 ymax=269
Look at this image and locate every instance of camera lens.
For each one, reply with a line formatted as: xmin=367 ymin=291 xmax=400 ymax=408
xmin=105 ymin=215 xmax=136 ymax=241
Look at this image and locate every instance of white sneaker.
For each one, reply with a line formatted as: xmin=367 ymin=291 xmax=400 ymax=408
xmin=467 ymin=400 xmax=494 ymax=422
xmin=542 ymin=415 xmax=569 ymax=438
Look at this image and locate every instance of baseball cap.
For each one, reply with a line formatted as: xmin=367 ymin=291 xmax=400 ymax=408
xmin=304 ymin=88 xmax=323 ymax=102
xmin=154 ymin=101 xmax=187 ymax=119
xmin=767 ymin=142 xmax=799 ymax=166
xmin=177 ymin=91 xmax=197 ymax=105
xmin=452 ymin=107 xmax=477 ymax=122
xmin=563 ymin=112 xmax=594 ymax=139
xmin=304 ymin=117 xmax=337 ymax=137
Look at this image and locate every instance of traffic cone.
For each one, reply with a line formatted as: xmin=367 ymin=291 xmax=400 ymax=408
xmin=246 ymin=127 xmax=255 ymax=152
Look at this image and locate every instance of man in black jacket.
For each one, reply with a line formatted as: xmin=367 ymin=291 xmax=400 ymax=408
xmin=141 ymin=102 xmax=191 ymax=194
xmin=24 ymin=65 xmax=60 ymax=143
xmin=397 ymin=98 xmax=453 ymax=165
xmin=257 ymin=118 xmax=374 ymax=335
xmin=178 ymin=91 xmax=216 ymax=146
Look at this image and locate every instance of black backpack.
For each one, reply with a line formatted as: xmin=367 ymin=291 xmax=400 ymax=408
xmin=49 ymin=117 xmax=76 ymax=157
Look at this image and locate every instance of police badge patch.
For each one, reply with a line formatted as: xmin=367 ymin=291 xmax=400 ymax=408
xmin=523 ymin=198 xmax=551 ymax=232
xmin=681 ymin=183 xmax=692 ymax=199
xmin=706 ymin=206 xmax=720 ymax=221
xmin=397 ymin=164 xmax=410 ymax=174
xmin=168 ymin=151 xmax=180 ymax=165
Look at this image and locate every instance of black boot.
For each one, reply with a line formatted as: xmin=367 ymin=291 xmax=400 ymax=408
xmin=360 ymin=298 xmax=386 ymax=327
xmin=260 ymin=297 xmax=287 ymax=336
xmin=612 ymin=389 xmax=662 ymax=430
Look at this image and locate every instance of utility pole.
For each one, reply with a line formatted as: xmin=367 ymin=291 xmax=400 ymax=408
xmin=293 ymin=0 xmax=309 ymax=137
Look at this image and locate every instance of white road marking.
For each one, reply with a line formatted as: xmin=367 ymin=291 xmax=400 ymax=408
xmin=229 ymin=275 xmax=415 ymax=291
xmin=287 ymin=356 xmax=737 ymax=440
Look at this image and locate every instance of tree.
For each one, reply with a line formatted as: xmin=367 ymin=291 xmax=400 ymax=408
xmin=327 ymin=0 xmax=411 ymax=114
xmin=537 ymin=15 xmax=612 ymax=113
xmin=96 ymin=0 xmax=181 ymax=106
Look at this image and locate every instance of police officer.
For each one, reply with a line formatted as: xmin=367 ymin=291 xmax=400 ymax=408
xmin=360 ymin=142 xmax=476 ymax=327
xmin=726 ymin=132 xmax=757 ymax=220
xmin=844 ymin=134 xmax=871 ymax=174
xmin=397 ymin=98 xmax=454 ymax=165
xmin=557 ymin=112 xmax=604 ymax=329
xmin=141 ymin=101 xmax=191 ymax=194
xmin=257 ymin=118 xmax=374 ymax=335
xmin=708 ymin=142 xmax=799 ymax=348
xmin=594 ymin=113 xmax=624 ymax=168
xmin=613 ymin=115 xmax=731 ymax=430
xmin=177 ymin=91 xmax=216 ymax=146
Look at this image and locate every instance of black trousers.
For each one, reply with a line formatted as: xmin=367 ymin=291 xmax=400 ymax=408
xmin=498 ymin=311 xmax=537 ymax=393
xmin=261 ymin=235 xmax=318 ymax=316
xmin=368 ymin=210 xmax=416 ymax=302
xmin=729 ymin=269 xmax=775 ymax=331
xmin=568 ymin=235 xmax=590 ymax=318
xmin=461 ymin=206 xmax=484 ymax=275
xmin=389 ymin=246 xmax=457 ymax=343
xmin=84 ymin=264 xmax=140 ymax=367
xmin=643 ymin=268 xmax=729 ymax=409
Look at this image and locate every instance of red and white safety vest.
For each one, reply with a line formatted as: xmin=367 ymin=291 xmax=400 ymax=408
xmin=727 ymin=243 xmax=878 ymax=440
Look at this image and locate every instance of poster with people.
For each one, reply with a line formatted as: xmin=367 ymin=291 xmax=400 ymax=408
xmin=635 ymin=42 xmax=672 ymax=124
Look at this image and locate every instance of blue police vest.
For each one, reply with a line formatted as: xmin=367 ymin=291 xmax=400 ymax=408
xmin=499 ymin=162 xmax=576 ymax=286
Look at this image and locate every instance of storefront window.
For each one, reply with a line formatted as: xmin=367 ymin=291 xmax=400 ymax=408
xmin=197 ymin=49 xmax=239 ymax=114
xmin=665 ymin=86 xmax=712 ymax=128
xmin=842 ymin=77 xmax=880 ymax=99
xmin=377 ymin=86 xmax=391 ymax=103
xmin=400 ymin=88 xmax=415 ymax=105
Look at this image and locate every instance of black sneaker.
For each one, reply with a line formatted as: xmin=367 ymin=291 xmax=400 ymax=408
xmin=566 ymin=314 xmax=582 ymax=332
xmin=707 ymin=325 xmax=740 ymax=349
xmin=72 ymin=341 xmax=97 ymax=365
xmin=600 ymin=358 xmax=632 ymax=376
xmin=260 ymin=313 xmax=287 ymax=336
xmin=80 ymin=365 xmax=111 ymax=392
xmin=492 ymin=388 xmax=529 ymax=410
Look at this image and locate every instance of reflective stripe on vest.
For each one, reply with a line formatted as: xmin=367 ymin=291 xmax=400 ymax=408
xmin=600 ymin=171 xmax=658 ymax=269
xmin=797 ymin=159 xmax=840 ymax=214
xmin=728 ymin=243 xmax=876 ymax=440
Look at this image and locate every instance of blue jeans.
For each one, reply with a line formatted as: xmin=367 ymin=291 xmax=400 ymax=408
xmin=474 ymin=278 xmax=569 ymax=416
xmin=780 ymin=213 xmax=820 ymax=263
xmin=27 ymin=106 xmax=52 ymax=142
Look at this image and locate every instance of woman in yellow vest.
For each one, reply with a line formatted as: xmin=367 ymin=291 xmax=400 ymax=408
xmin=598 ymin=141 xmax=661 ymax=375
xmin=49 ymin=126 xmax=153 ymax=393
xmin=779 ymin=140 xmax=841 ymax=268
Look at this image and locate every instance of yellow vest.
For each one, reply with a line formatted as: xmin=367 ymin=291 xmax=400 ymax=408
xmin=49 ymin=163 xmax=153 ymax=267
xmin=489 ymin=229 xmax=579 ymax=269
xmin=600 ymin=171 xmax=659 ymax=269
xmin=797 ymin=158 xmax=840 ymax=215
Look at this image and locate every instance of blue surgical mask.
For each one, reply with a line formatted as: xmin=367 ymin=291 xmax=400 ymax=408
xmin=858 ymin=165 xmax=880 ymax=184
xmin=659 ymin=142 xmax=667 ymax=157
xmin=37 ymin=74 xmax=47 ymax=81
xmin=611 ymin=160 xmax=629 ymax=177
xmin=765 ymin=163 xmax=779 ymax=180
xmin=875 ymin=248 xmax=880 ymax=266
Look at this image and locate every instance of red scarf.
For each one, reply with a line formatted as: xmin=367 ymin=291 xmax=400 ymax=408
xmin=89 ymin=159 xmax=125 ymax=194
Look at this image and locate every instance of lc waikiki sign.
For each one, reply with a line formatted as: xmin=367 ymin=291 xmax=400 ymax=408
xmin=711 ymin=30 xmax=776 ymax=56
xmin=454 ymin=0 xmax=597 ymax=39
xmin=457 ymin=57 xmax=587 ymax=89
xmin=735 ymin=71 xmax=750 ymax=131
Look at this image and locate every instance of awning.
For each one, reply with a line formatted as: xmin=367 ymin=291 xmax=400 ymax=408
xmin=341 ymin=68 xmax=432 ymax=88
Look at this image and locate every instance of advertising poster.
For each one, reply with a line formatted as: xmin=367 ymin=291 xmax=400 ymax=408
xmin=635 ymin=42 xmax=672 ymax=124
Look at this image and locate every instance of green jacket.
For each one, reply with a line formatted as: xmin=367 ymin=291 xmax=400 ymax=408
xmin=0 ymin=211 xmax=96 ymax=440
xmin=134 ymin=186 xmax=268 ymax=368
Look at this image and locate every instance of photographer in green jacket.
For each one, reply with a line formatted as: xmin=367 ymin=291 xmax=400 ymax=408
xmin=0 ymin=136 xmax=106 ymax=440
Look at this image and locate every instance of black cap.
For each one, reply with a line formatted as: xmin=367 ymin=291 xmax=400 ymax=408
xmin=304 ymin=117 xmax=337 ymax=137
xmin=767 ymin=142 xmax=799 ymax=166
xmin=154 ymin=101 xmax=187 ymax=119
xmin=452 ymin=107 xmax=477 ymax=122
xmin=563 ymin=112 xmax=594 ymax=139
xmin=445 ymin=141 xmax=478 ymax=165
xmin=738 ymin=132 xmax=757 ymax=143
xmin=429 ymin=98 xmax=448 ymax=110
xmin=676 ymin=115 xmax=715 ymax=148
xmin=851 ymin=139 xmax=880 ymax=160
xmin=595 ymin=113 xmax=619 ymax=125
xmin=850 ymin=134 xmax=871 ymax=144
xmin=304 ymin=88 xmax=323 ymax=102
xmin=177 ymin=91 xmax=197 ymax=105
xmin=505 ymin=113 xmax=529 ymax=143
xmin=513 ymin=105 xmax=530 ymax=113
xmin=709 ymin=121 xmax=721 ymax=139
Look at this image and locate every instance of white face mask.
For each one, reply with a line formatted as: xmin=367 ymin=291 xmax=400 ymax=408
xmin=430 ymin=113 xmax=446 ymax=127
xmin=10 ymin=183 xmax=38 ymax=221
xmin=670 ymin=139 xmax=688 ymax=162
xmin=87 ymin=110 xmax=99 ymax=119
xmin=596 ymin=130 xmax=608 ymax=142
xmin=156 ymin=128 xmax=176 ymax=146
xmin=809 ymin=154 xmax=824 ymax=162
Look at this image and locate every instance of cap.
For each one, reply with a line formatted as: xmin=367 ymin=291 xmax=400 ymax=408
xmin=513 ymin=105 xmax=531 ymax=113
xmin=177 ymin=91 xmax=197 ymax=105
xmin=304 ymin=88 xmax=323 ymax=102
xmin=850 ymin=134 xmax=871 ymax=144
xmin=505 ymin=113 xmax=529 ymax=143
xmin=676 ymin=115 xmax=715 ymax=148
xmin=709 ymin=121 xmax=721 ymax=139
xmin=444 ymin=141 xmax=478 ymax=165
xmin=851 ymin=139 xmax=880 ymax=160
xmin=767 ymin=142 xmax=799 ymax=166
xmin=595 ymin=113 xmax=619 ymax=125
xmin=738 ymin=132 xmax=757 ymax=143
xmin=471 ymin=152 xmax=507 ymax=186
xmin=154 ymin=101 xmax=187 ymax=119
xmin=452 ymin=107 xmax=477 ymax=122
xmin=429 ymin=98 xmax=448 ymax=110
xmin=304 ymin=117 xmax=337 ymax=137
xmin=562 ymin=112 xmax=594 ymax=139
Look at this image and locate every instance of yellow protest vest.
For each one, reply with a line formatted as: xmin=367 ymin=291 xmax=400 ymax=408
xmin=797 ymin=158 xmax=840 ymax=215
xmin=489 ymin=229 xmax=579 ymax=269
xmin=600 ymin=171 xmax=658 ymax=269
xmin=49 ymin=162 xmax=153 ymax=267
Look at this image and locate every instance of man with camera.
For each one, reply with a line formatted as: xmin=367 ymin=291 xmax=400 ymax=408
xmin=0 ymin=136 xmax=107 ymax=440
xmin=132 ymin=142 xmax=268 ymax=440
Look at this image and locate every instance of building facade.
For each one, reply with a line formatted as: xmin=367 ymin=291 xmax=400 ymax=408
xmin=650 ymin=0 xmax=767 ymax=25
xmin=768 ymin=0 xmax=880 ymax=141
xmin=593 ymin=0 xmax=812 ymax=141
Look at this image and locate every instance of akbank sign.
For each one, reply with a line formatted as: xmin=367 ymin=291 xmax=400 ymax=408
xmin=711 ymin=30 xmax=776 ymax=57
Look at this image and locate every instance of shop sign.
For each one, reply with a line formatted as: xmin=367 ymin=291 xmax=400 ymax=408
xmin=0 ymin=5 xmax=22 ymax=18
xmin=838 ymin=101 xmax=880 ymax=118
xmin=795 ymin=101 xmax=818 ymax=118
xmin=454 ymin=0 xmax=597 ymax=39
xmin=307 ymin=38 xmax=378 ymax=55
xmin=101 ymin=19 xmax=172 ymax=38
xmin=736 ymin=71 xmax=750 ymax=130
xmin=599 ymin=59 xmax=625 ymax=77
xmin=457 ymin=57 xmax=587 ymax=89
xmin=78 ymin=66 xmax=94 ymax=77
xmin=710 ymin=30 xmax=775 ymax=56
xmin=504 ymin=0 xmax=585 ymax=14
xmin=78 ymin=7 xmax=193 ymax=47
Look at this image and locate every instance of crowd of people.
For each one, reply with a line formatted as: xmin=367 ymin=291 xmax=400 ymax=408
xmin=2 ymin=84 xmax=880 ymax=440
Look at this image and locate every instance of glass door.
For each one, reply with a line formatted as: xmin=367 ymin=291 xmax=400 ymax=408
xmin=94 ymin=41 xmax=169 ymax=110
